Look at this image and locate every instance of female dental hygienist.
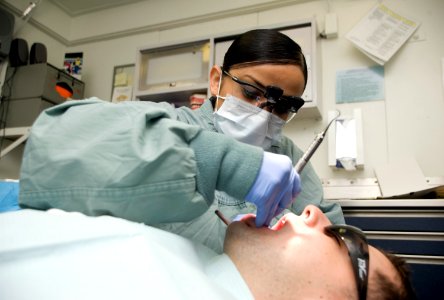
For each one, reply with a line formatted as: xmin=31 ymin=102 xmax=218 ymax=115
xmin=18 ymin=29 xmax=344 ymax=253
xmin=156 ymin=29 xmax=344 ymax=251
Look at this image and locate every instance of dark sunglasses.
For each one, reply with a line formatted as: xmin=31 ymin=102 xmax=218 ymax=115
xmin=221 ymin=68 xmax=305 ymax=114
xmin=325 ymin=224 xmax=369 ymax=300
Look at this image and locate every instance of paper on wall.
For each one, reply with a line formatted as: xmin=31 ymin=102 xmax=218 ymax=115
xmin=114 ymin=72 xmax=128 ymax=86
xmin=112 ymin=86 xmax=133 ymax=103
xmin=346 ymin=3 xmax=420 ymax=65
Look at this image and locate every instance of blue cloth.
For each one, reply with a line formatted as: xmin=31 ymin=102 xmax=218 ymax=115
xmin=0 ymin=181 xmax=20 ymax=212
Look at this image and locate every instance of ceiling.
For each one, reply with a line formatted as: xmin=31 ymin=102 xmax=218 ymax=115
xmin=48 ymin=0 xmax=147 ymax=16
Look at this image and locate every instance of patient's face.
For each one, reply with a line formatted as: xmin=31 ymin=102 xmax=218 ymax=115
xmin=224 ymin=205 xmax=400 ymax=299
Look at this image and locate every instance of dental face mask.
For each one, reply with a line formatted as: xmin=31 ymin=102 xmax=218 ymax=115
xmin=213 ymin=94 xmax=286 ymax=149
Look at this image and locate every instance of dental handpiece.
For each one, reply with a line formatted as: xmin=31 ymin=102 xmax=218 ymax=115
xmin=294 ymin=132 xmax=325 ymax=173
xmin=294 ymin=110 xmax=340 ymax=174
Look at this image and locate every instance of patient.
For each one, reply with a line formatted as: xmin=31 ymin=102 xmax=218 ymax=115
xmin=0 ymin=205 xmax=415 ymax=300
xmin=224 ymin=205 xmax=416 ymax=300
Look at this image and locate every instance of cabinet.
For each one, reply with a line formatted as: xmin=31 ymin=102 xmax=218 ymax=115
xmin=0 ymin=63 xmax=85 ymax=158
xmin=134 ymin=39 xmax=212 ymax=108
xmin=134 ymin=19 xmax=321 ymax=118
xmin=5 ymin=63 xmax=85 ymax=128
xmin=331 ymin=198 xmax=444 ymax=300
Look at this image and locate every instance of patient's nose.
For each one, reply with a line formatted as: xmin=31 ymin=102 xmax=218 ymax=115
xmin=302 ymin=205 xmax=332 ymax=228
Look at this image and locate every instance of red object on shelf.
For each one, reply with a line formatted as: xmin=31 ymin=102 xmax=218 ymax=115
xmin=189 ymin=94 xmax=206 ymax=110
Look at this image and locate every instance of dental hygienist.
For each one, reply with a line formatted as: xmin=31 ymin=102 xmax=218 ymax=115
xmin=161 ymin=29 xmax=344 ymax=251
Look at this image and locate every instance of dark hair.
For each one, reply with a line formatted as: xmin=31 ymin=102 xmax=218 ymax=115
xmin=222 ymin=29 xmax=308 ymax=88
xmin=368 ymin=249 xmax=417 ymax=300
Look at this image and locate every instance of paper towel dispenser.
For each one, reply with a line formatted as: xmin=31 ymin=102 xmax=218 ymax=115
xmin=328 ymin=108 xmax=364 ymax=170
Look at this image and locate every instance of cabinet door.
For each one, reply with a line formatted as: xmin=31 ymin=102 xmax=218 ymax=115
xmin=135 ymin=40 xmax=211 ymax=108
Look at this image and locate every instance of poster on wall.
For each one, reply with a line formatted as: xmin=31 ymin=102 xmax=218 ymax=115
xmin=111 ymin=64 xmax=134 ymax=102
xmin=63 ymin=52 xmax=83 ymax=80
xmin=346 ymin=4 xmax=420 ymax=65
xmin=335 ymin=66 xmax=385 ymax=104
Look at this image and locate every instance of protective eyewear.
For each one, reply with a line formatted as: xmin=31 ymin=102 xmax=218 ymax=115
xmin=324 ymin=224 xmax=369 ymax=300
xmin=221 ymin=68 xmax=305 ymax=114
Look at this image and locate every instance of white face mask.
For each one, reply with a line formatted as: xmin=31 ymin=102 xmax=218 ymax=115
xmin=213 ymin=94 xmax=285 ymax=149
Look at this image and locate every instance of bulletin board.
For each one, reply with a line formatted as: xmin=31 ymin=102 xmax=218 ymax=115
xmin=111 ymin=64 xmax=135 ymax=102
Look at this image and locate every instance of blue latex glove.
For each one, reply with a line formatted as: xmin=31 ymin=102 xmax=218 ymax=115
xmin=245 ymin=152 xmax=301 ymax=227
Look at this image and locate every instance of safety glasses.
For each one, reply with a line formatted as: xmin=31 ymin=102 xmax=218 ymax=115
xmin=325 ymin=224 xmax=369 ymax=300
xmin=221 ymin=68 xmax=305 ymax=114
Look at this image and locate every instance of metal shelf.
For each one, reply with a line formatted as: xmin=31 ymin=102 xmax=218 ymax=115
xmin=0 ymin=127 xmax=31 ymax=158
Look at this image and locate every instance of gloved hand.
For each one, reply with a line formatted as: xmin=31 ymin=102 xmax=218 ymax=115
xmin=245 ymin=152 xmax=301 ymax=227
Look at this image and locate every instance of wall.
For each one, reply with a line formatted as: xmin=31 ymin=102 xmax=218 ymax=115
xmin=1 ymin=0 xmax=443 ymax=183
xmin=310 ymin=0 xmax=444 ymax=181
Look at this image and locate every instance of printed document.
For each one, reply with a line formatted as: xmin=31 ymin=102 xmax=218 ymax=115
xmin=346 ymin=4 xmax=420 ymax=65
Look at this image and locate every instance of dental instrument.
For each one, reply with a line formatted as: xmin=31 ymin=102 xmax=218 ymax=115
xmin=294 ymin=110 xmax=340 ymax=173
xmin=215 ymin=210 xmax=231 ymax=226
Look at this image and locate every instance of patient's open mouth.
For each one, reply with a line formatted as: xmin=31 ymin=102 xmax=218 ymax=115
xmin=271 ymin=215 xmax=288 ymax=231
xmin=215 ymin=210 xmax=289 ymax=231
